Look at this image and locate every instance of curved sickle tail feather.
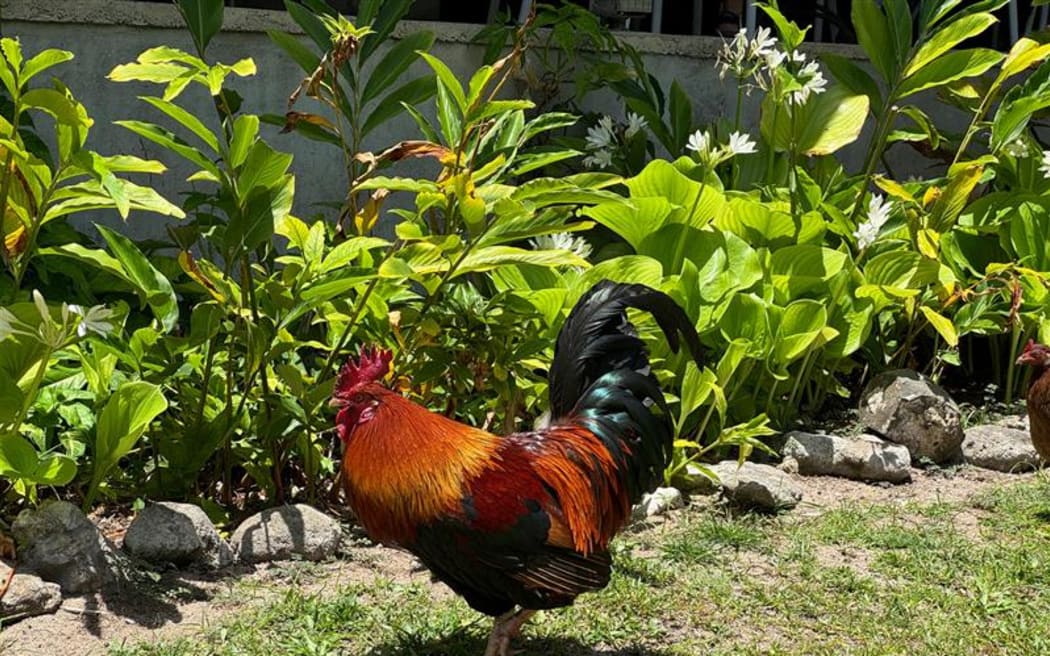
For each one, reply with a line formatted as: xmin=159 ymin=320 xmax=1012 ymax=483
xmin=547 ymin=280 xmax=703 ymax=505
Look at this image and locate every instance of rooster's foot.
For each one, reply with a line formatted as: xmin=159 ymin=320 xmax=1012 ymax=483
xmin=483 ymin=608 xmax=536 ymax=656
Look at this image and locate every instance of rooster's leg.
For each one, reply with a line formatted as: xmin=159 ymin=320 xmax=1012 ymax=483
xmin=482 ymin=608 xmax=536 ymax=656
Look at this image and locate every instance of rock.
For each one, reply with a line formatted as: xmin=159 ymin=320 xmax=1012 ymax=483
xmin=633 ymin=487 xmax=684 ymax=520
xmin=710 ymin=461 xmax=802 ymax=512
xmin=781 ymin=431 xmax=911 ymax=483
xmin=859 ymin=369 xmax=964 ymax=464
xmin=230 ymin=504 xmax=341 ymax=563
xmin=0 ymin=570 xmax=62 ymax=621
xmin=995 ymin=414 xmax=1030 ymax=431
xmin=124 ymin=502 xmax=233 ymax=569
xmin=962 ymin=425 xmax=1042 ymax=472
xmin=11 ymin=500 xmax=116 ymax=594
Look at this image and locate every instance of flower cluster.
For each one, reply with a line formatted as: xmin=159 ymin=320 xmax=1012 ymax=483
xmin=853 ymin=194 xmax=893 ymax=250
xmin=686 ymin=129 xmax=757 ymax=168
xmin=717 ymin=26 xmax=827 ymax=106
xmin=717 ymin=26 xmax=777 ymax=85
xmin=1040 ymin=150 xmax=1050 ymax=178
xmin=582 ymin=112 xmax=649 ymax=170
xmin=0 ymin=290 xmax=115 ymax=347
xmin=530 ymin=232 xmax=593 ymax=261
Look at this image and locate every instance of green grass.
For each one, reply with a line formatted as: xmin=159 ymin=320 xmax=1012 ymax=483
xmin=110 ymin=474 xmax=1050 ymax=656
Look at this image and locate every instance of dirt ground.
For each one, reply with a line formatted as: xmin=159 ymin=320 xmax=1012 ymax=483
xmin=0 ymin=465 xmax=1035 ymax=656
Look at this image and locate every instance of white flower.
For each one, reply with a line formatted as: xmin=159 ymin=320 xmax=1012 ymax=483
xmin=68 ymin=304 xmax=116 ymax=338
xmin=624 ymin=112 xmax=648 ymax=139
xmin=788 ymin=60 xmax=827 ymax=105
xmin=686 ymin=130 xmax=712 ymax=157
xmin=727 ymin=131 xmax=757 ymax=155
xmin=1003 ymin=139 xmax=1029 ymax=158
xmin=32 ymin=289 xmax=49 ymax=322
xmin=582 ymin=149 xmax=613 ymax=169
xmin=1039 ymin=150 xmax=1050 ymax=178
xmin=585 ymin=119 xmax=614 ymax=151
xmin=751 ymin=26 xmax=777 ymax=58
xmin=717 ymin=26 xmax=779 ymax=82
xmin=0 ymin=306 xmax=29 ymax=342
xmin=530 ymin=232 xmax=593 ymax=260
xmin=853 ymin=194 xmax=893 ymax=250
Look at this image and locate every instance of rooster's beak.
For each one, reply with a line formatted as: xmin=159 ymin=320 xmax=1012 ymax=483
xmin=329 ymin=397 xmax=347 ymax=409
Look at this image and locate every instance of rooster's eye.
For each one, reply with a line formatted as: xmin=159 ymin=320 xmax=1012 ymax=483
xmin=352 ymin=393 xmax=367 ymax=403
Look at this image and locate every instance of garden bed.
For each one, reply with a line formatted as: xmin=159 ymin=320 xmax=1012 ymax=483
xmin=4 ymin=465 xmax=1046 ymax=656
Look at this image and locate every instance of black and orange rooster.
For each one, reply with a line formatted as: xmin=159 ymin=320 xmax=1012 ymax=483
xmin=1017 ymin=339 xmax=1050 ymax=461
xmin=331 ymin=281 xmax=702 ymax=656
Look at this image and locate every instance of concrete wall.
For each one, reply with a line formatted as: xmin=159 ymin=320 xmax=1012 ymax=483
xmin=2 ymin=0 xmax=894 ymax=241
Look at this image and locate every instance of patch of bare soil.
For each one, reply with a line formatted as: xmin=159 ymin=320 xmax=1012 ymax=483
xmin=0 ymin=465 xmax=1035 ymax=656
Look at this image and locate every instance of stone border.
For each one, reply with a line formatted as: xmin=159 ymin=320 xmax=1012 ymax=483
xmin=1 ymin=0 xmax=867 ymax=60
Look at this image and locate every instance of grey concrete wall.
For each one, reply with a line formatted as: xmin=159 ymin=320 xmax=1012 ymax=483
xmin=3 ymin=0 xmax=929 ymax=243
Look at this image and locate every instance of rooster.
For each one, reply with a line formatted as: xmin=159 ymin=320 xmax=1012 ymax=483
xmin=1017 ymin=339 xmax=1050 ymax=461
xmin=331 ymin=280 xmax=702 ymax=656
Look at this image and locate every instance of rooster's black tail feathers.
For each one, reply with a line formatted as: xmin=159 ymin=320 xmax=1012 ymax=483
xmin=547 ymin=281 xmax=703 ymax=502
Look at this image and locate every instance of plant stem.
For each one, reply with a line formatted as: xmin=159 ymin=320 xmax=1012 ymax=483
xmin=1004 ymin=320 xmax=1023 ymax=403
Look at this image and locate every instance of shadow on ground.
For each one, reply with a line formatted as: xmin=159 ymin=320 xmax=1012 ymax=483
xmin=368 ymin=634 xmax=675 ymax=656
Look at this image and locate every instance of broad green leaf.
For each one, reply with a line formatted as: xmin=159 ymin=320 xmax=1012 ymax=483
xmin=97 ymin=224 xmax=179 ymax=332
xmin=898 ymin=48 xmax=1002 ymax=98
xmin=991 ymin=58 xmax=1050 ymax=150
xmin=454 ymin=247 xmax=589 ymax=277
xmin=22 ymin=49 xmax=74 ymax=83
xmin=108 ymin=62 xmax=189 ymax=85
xmin=573 ymin=255 xmax=665 ymax=292
xmin=822 ymin=53 xmax=883 ymax=112
xmin=228 ymin=114 xmax=259 ymax=168
xmin=762 ymin=85 xmax=868 ymax=156
xmin=769 ymin=246 xmax=848 ymax=301
xmin=679 ymin=363 xmax=717 ymax=425
xmin=904 ymin=13 xmax=998 ymax=78
xmin=362 ymin=76 xmax=436 ymax=137
xmin=852 ymin=0 xmax=897 ymax=81
xmin=176 ymin=0 xmax=225 ymax=55
xmin=237 ymin=141 xmax=293 ymax=195
xmin=718 ymin=293 xmax=771 ymax=355
xmin=928 ymin=162 xmax=983 ymax=231
xmin=22 ymin=88 xmax=88 ymax=127
xmin=115 ymin=119 xmax=221 ymax=178
xmin=773 ymin=300 xmax=828 ymax=365
xmin=418 ymin=51 xmax=466 ymax=112
xmin=362 ymin=31 xmax=435 ymax=105
xmin=0 ymin=435 xmax=42 ymax=479
xmin=141 ymin=96 xmax=220 ymax=152
xmin=266 ymin=29 xmax=320 ymax=73
xmin=87 ymin=381 xmax=168 ymax=506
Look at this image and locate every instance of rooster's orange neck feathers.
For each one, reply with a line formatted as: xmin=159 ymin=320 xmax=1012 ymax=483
xmin=339 ymin=385 xmax=499 ymax=543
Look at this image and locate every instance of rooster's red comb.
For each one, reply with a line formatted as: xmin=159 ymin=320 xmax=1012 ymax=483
xmin=1023 ymin=339 xmax=1038 ymax=355
xmin=335 ymin=346 xmax=393 ymax=396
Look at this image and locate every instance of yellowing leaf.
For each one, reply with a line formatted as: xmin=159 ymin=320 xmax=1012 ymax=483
xmin=874 ymin=175 xmax=917 ymax=203
xmin=920 ymin=305 xmax=959 ymax=347
xmin=354 ymin=188 xmax=389 ymax=235
xmin=917 ymin=228 xmax=940 ymax=259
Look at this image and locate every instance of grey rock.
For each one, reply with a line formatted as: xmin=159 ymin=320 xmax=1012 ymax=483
xmin=633 ymin=487 xmax=684 ymax=520
xmin=711 ymin=461 xmax=802 ymax=512
xmin=124 ymin=502 xmax=233 ymax=568
xmin=230 ymin=504 xmax=341 ymax=563
xmin=859 ymin=369 xmax=964 ymax=464
xmin=11 ymin=500 xmax=115 ymax=594
xmin=962 ymin=424 xmax=1042 ymax=472
xmin=0 ymin=571 xmax=62 ymax=621
xmin=781 ymin=431 xmax=911 ymax=483
xmin=995 ymin=414 xmax=1030 ymax=431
